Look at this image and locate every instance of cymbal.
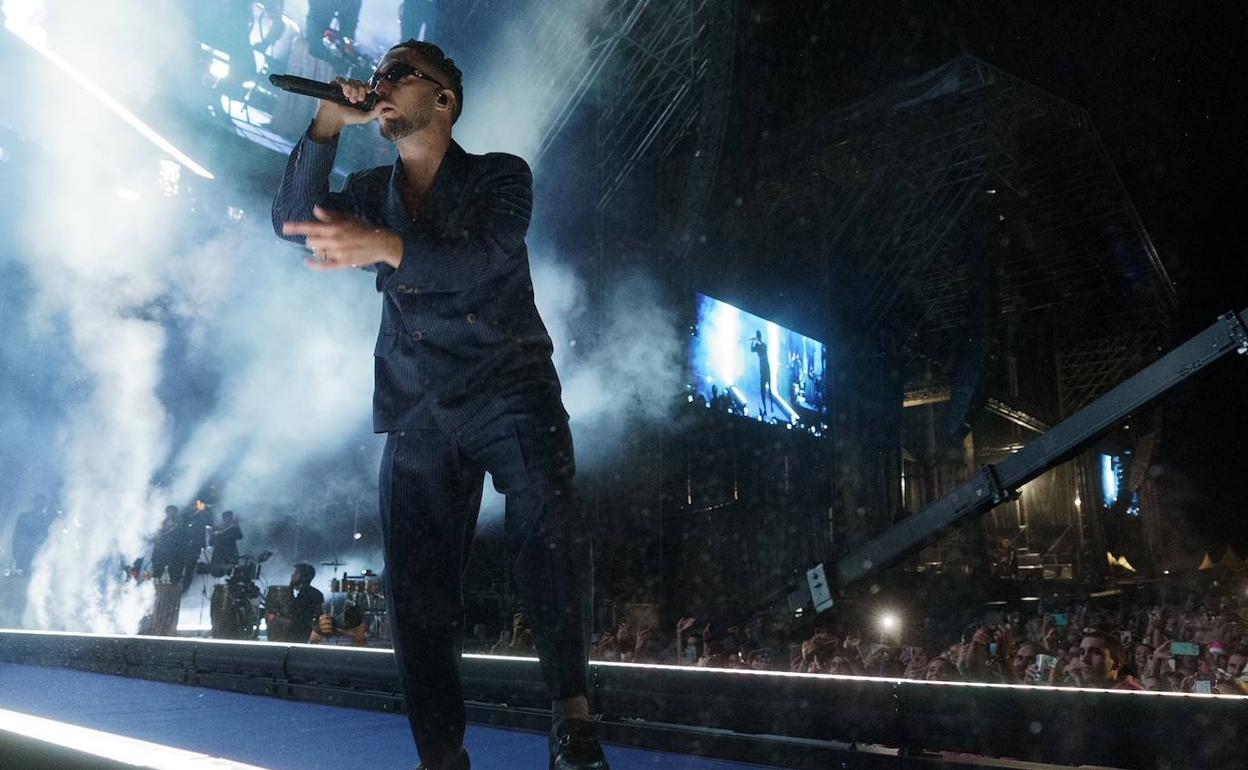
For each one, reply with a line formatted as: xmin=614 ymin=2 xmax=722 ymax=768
xmin=321 ymin=559 xmax=346 ymax=568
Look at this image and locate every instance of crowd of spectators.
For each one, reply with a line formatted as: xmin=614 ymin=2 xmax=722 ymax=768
xmin=584 ymin=585 xmax=1248 ymax=696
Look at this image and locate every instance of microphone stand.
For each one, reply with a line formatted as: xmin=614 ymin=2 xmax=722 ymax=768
xmin=198 ymin=573 xmax=210 ymax=629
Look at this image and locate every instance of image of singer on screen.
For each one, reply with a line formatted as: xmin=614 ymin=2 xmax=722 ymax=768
xmin=689 ymin=294 xmax=827 ymax=429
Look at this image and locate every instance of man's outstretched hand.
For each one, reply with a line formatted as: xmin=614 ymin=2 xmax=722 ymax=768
xmin=282 ymin=205 xmax=403 ymax=271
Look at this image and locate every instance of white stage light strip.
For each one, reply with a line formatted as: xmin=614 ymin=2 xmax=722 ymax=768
xmin=0 ymin=627 xmax=398 ymax=654
xmin=1 ymin=629 xmax=1241 ymax=700
xmin=0 ymin=708 xmax=267 ymax=769
xmin=583 ymin=659 xmax=1246 ymax=699
xmin=3 ymin=19 xmax=215 ymax=179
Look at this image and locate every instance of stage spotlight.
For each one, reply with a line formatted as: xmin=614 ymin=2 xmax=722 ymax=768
xmin=879 ymin=612 xmax=899 ymax=633
xmin=208 ymin=57 xmax=230 ymax=81
xmin=353 ymin=532 xmax=363 ymax=541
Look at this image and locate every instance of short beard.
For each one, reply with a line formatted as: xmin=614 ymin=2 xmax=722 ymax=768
xmin=379 ymin=106 xmax=432 ymax=142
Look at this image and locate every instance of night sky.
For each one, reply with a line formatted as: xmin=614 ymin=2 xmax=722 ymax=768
xmin=943 ymin=1 xmax=1248 ymax=554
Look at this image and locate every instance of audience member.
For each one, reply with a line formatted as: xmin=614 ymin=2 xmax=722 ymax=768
xmin=497 ymin=583 xmax=1248 ymax=698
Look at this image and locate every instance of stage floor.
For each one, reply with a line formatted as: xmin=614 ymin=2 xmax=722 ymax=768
xmin=0 ymin=662 xmax=783 ymax=769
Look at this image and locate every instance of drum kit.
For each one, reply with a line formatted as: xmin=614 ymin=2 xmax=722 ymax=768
xmin=263 ymin=584 xmax=294 ymax=617
xmin=208 ymin=553 xmax=390 ymax=643
xmin=326 ymin=563 xmax=390 ymax=643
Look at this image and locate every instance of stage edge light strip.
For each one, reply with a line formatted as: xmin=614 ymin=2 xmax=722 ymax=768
xmin=0 ymin=708 xmax=267 ymax=769
xmin=1 ymin=629 xmax=1239 ymax=700
xmin=3 ymin=18 xmax=215 ymax=179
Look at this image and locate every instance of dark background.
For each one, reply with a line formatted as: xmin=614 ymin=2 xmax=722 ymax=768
xmin=942 ymin=1 xmax=1248 ymax=555
xmin=717 ymin=0 xmax=1246 ymax=561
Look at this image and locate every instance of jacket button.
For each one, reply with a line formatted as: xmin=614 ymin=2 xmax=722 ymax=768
xmin=466 ymin=313 xmax=477 ymax=324
xmin=412 ymin=330 xmax=423 ymax=341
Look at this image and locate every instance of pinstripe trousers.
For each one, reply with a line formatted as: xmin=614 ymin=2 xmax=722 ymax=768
xmin=378 ymin=392 xmax=590 ymax=766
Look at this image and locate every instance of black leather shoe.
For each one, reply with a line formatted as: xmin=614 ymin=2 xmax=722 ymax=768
xmin=416 ymin=746 xmax=470 ymax=770
xmin=550 ymin=719 xmax=609 ymax=770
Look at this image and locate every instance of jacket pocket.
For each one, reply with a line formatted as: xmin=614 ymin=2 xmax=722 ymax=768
xmin=374 ymin=332 xmax=399 ymax=357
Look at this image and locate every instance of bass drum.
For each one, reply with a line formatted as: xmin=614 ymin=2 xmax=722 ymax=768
xmin=209 ymin=584 xmax=233 ymax=638
xmin=264 ymin=585 xmax=294 ymax=617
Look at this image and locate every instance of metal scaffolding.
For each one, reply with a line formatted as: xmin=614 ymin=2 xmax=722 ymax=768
xmin=713 ymin=54 xmax=1176 ymax=579
xmin=524 ymin=0 xmax=735 ymax=216
xmin=742 ymin=55 xmax=1174 ymax=415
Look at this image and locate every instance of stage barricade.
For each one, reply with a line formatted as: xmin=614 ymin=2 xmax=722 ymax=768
xmin=594 ymin=663 xmax=901 ymax=744
xmin=284 ymin=644 xmax=398 ymax=691
xmin=121 ymin=633 xmax=194 ymax=685
xmin=460 ymin=653 xmax=550 ymax=708
xmin=2 ymin=630 xmax=1247 ymax=769
xmin=187 ymin=638 xmax=289 ymax=698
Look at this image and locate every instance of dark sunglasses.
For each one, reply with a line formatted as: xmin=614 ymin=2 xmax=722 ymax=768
xmin=368 ymin=62 xmax=447 ymax=92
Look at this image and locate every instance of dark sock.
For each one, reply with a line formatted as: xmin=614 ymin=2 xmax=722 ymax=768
xmin=552 ymin=700 xmax=570 ymax=736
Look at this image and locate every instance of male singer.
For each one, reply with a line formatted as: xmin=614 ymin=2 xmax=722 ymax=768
xmin=272 ymin=41 xmax=606 ymax=770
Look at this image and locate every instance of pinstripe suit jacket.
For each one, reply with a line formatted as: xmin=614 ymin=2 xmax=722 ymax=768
xmin=273 ymin=132 xmax=562 ymax=433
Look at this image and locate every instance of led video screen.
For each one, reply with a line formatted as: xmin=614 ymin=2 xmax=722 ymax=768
xmin=689 ymin=294 xmax=827 ymax=432
xmin=193 ymin=0 xmax=436 ymax=155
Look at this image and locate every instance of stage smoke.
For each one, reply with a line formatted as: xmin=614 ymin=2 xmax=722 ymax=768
xmin=5 ymin=0 xmax=188 ymax=632
xmin=1 ymin=0 xmax=679 ymax=632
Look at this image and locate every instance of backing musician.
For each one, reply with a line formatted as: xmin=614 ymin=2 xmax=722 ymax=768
xmin=210 ymin=510 xmax=244 ymax=568
xmin=267 ymin=562 xmax=325 ymax=642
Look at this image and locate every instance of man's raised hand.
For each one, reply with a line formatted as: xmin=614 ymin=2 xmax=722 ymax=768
xmin=310 ymin=78 xmax=384 ymax=141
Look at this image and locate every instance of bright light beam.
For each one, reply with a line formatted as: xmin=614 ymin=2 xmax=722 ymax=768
xmin=0 ymin=708 xmax=267 ymax=769
xmin=771 ymin=391 xmax=800 ymax=423
xmin=3 ymin=19 xmax=215 ymax=179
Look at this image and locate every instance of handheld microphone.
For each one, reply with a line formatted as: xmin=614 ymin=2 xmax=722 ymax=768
xmin=268 ymin=74 xmax=377 ymax=112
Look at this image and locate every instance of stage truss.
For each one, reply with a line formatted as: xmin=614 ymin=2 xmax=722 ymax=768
xmin=730 ymin=55 xmax=1176 ymax=578
xmin=523 ymin=0 xmax=736 ymax=230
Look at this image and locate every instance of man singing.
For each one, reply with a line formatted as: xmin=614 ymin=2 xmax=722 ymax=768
xmin=272 ymin=40 xmax=607 ymax=770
